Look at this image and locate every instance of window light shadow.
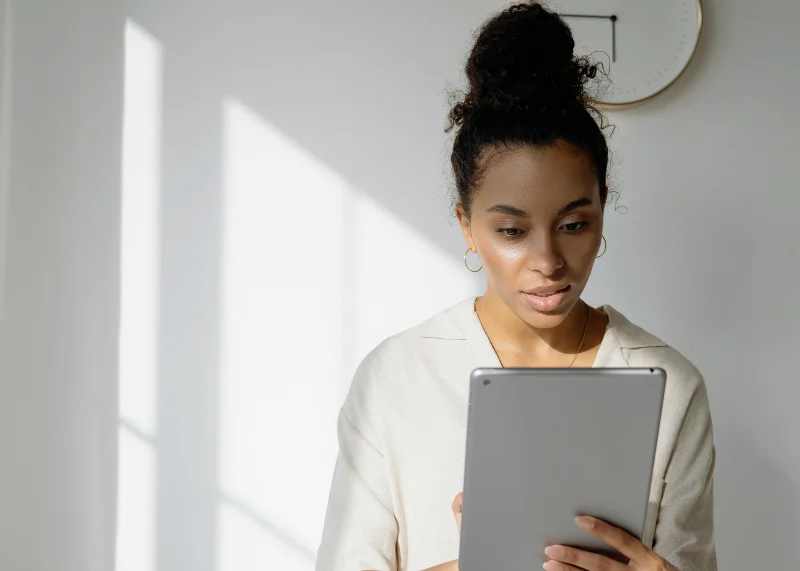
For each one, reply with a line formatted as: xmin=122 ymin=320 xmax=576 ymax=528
xmin=217 ymin=96 xmax=478 ymax=570
xmin=116 ymin=18 xmax=163 ymax=571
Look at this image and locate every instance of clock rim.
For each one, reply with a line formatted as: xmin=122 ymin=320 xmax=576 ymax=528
xmin=585 ymin=0 xmax=704 ymax=110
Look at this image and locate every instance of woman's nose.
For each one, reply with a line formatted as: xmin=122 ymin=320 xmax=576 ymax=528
xmin=526 ymin=234 xmax=563 ymax=277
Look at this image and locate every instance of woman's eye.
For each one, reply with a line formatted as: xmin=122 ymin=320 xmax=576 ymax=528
xmin=497 ymin=228 xmax=525 ymax=237
xmin=562 ymin=221 xmax=588 ymax=232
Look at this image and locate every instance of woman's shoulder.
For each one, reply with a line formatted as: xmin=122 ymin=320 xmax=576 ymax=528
xmin=603 ymin=305 xmax=711 ymax=436
xmin=603 ymin=305 xmax=705 ymax=388
xmin=356 ymin=297 xmax=477 ymax=372
xmin=341 ymin=297 xmax=477 ymax=431
xmin=605 ymin=308 xmax=716 ymax=563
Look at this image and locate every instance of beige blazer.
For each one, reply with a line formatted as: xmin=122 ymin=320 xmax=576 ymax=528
xmin=316 ymin=298 xmax=717 ymax=571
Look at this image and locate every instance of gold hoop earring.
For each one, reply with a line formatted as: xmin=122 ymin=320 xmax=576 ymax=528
xmin=464 ymin=248 xmax=482 ymax=272
xmin=596 ymin=235 xmax=607 ymax=259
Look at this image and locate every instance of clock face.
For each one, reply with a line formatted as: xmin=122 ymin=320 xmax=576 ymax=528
xmin=548 ymin=0 xmax=702 ymax=106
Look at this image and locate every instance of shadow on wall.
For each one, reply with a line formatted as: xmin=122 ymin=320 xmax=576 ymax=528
xmin=115 ymin=1 xmax=484 ymax=570
xmin=714 ymin=425 xmax=800 ymax=570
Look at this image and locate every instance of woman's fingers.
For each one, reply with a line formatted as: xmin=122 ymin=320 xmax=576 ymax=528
xmin=545 ymin=517 xmax=672 ymax=571
xmin=544 ymin=545 xmax=627 ymax=571
xmin=452 ymin=493 xmax=463 ymax=533
xmin=575 ymin=516 xmax=658 ymax=567
xmin=542 ymin=561 xmax=583 ymax=571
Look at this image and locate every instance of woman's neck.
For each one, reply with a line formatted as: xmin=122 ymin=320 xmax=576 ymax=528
xmin=475 ymin=291 xmax=595 ymax=366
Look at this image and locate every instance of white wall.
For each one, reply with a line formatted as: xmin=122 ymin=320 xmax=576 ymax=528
xmin=588 ymin=2 xmax=800 ymax=568
xmin=116 ymin=2 xmax=483 ymax=570
xmin=0 ymin=0 xmax=11 ymax=313
xmin=0 ymin=1 xmax=124 ymax=571
xmin=0 ymin=0 xmax=797 ymax=570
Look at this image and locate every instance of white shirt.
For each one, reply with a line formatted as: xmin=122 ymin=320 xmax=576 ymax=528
xmin=316 ymin=298 xmax=717 ymax=571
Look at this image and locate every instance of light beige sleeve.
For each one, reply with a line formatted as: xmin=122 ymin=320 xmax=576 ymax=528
xmin=316 ymin=352 xmax=399 ymax=571
xmin=653 ymin=380 xmax=718 ymax=571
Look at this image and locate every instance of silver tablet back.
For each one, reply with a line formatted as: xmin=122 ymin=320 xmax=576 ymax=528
xmin=459 ymin=368 xmax=666 ymax=570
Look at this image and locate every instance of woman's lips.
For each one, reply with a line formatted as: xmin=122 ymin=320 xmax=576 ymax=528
xmin=522 ymin=285 xmax=571 ymax=312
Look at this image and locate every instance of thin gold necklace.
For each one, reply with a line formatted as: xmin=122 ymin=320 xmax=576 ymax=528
xmin=474 ymin=298 xmax=592 ymax=368
xmin=566 ymin=302 xmax=591 ymax=368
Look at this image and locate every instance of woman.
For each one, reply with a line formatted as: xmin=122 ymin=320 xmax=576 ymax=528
xmin=316 ymin=4 xmax=716 ymax=571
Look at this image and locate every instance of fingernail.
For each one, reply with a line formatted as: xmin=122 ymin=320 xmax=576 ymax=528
xmin=576 ymin=515 xmax=596 ymax=529
xmin=545 ymin=545 xmax=566 ymax=558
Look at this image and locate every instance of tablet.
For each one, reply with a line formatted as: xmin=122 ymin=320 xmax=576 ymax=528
xmin=459 ymin=368 xmax=666 ymax=570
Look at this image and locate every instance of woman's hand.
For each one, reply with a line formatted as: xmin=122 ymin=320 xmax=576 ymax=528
xmin=543 ymin=516 xmax=677 ymax=571
xmin=446 ymin=494 xmax=675 ymax=571
xmin=452 ymin=492 xmax=463 ymax=535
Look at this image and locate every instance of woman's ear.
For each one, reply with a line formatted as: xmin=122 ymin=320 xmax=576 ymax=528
xmin=455 ymin=203 xmax=476 ymax=252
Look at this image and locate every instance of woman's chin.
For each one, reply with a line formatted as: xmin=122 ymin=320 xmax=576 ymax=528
xmin=516 ymin=295 xmax=581 ymax=328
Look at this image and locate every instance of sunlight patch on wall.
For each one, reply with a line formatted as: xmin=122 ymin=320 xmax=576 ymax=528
xmin=116 ymin=19 xmax=162 ymax=571
xmin=218 ymin=97 xmax=477 ymax=568
xmin=116 ymin=428 xmax=157 ymax=571
xmin=118 ymin=19 xmax=162 ymax=438
xmin=217 ymin=502 xmax=313 ymax=571
xmin=351 ymin=192 xmax=479 ymax=372
xmin=218 ymin=98 xmax=347 ymax=569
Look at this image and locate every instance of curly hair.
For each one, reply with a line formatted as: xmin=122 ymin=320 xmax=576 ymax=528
xmin=447 ymin=2 xmax=611 ymax=214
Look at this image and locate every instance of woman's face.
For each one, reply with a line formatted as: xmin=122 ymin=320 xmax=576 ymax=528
xmin=458 ymin=141 xmax=605 ymax=329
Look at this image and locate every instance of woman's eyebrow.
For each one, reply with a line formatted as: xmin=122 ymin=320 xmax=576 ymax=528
xmin=558 ymin=197 xmax=593 ymax=215
xmin=485 ymin=204 xmax=528 ymax=217
xmin=486 ymin=198 xmax=594 ymax=217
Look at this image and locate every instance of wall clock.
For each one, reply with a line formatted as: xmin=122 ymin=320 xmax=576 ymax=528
xmin=548 ymin=0 xmax=703 ymax=107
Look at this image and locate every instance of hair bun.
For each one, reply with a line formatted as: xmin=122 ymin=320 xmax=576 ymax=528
xmin=449 ymin=3 xmax=598 ymax=128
